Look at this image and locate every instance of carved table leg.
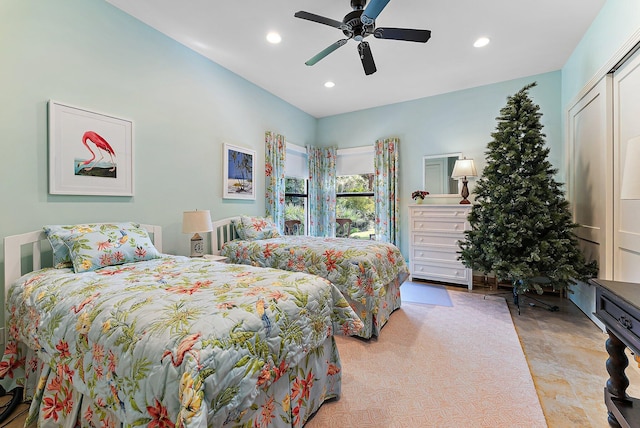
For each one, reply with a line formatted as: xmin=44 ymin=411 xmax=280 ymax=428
xmin=605 ymin=328 xmax=629 ymax=427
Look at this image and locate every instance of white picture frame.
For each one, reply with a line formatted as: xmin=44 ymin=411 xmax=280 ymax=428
xmin=223 ymin=143 xmax=256 ymax=200
xmin=48 ymin=100 xmax=134 ymax=196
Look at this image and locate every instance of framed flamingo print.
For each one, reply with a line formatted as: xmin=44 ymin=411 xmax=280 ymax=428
xmin=223 ymin=143 xmax=256 ymax=200
xmin=48 ymin=100 xmax=134 ymax=196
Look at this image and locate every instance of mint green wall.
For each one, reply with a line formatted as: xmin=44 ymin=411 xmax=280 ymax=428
xmin=0 ymin=0 xmax=316 ymax=287
xmin=562 ymin=0 xmax=640 ymax=108
xmin=317 ymin=72 xmax=562 ymax=256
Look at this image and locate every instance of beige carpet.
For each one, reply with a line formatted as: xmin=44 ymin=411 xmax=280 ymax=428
xmin=307 ymin=291 xmax=547 ymax=427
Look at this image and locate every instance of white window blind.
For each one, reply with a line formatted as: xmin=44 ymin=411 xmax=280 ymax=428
xmin=285 ymin=142 xmax=308 ymax=179
xmin=336 ymin=146 xmax=374 ymax=176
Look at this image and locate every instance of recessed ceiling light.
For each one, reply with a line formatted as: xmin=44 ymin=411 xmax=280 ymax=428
xmin=266 ymin=32 xmax=282 ymax=44
xmin=474 ymin=37 xmax=490 ymax=48
xmin=324 ymin=81 xmax=335 ymax=88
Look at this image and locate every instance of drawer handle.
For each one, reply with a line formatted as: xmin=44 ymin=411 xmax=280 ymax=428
xmin=454 ymin=224 xmax=460 ymax=230
xmin=618 ymin=316 xmax=633 ymax=330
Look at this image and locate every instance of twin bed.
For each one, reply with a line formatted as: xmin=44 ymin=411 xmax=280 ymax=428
xmin=0 ymin=223 xmax=364 ymax=427
xmin=212 ymin=216 xmax=410 ymax=339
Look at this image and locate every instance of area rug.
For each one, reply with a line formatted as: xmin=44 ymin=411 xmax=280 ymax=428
xmin=401 ymin=281 xmax=453 ymax=307
xmin=307 ymin=291 xmax=547 ymax=427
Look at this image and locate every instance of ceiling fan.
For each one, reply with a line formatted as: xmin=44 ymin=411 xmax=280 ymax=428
xmin=294 ymin=0 xmax=431 ymax=75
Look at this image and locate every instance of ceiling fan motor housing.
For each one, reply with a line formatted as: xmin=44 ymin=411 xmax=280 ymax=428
xmin=343 ymin=10 xmax=373 ymax=40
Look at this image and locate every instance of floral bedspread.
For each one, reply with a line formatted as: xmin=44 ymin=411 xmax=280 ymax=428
xmin=221 ymin=236 xmax=409 ymax=313
xmin=0 ymin=255 xmax=363 ymax=427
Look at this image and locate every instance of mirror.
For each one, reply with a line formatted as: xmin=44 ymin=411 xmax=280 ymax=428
xmin=423 ymin=153 xmax=462 ymax=196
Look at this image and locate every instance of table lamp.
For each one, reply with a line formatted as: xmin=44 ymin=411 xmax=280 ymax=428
xmin=451 ymin=158 xmax=478 ymax=204
xmin=182 ymin=210 xmax=213 ymax=257
xmin=621 ymin=136 xmax=640 ymax=200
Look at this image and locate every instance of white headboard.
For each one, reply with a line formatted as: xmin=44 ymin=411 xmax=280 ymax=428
xmin=3 ymin=224 xmax=162 ymax=303
xmin=211 ymin=217 xmax=240 ymax=255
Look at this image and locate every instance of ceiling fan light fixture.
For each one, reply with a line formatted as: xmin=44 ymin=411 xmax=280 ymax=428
xmin=473 ymin=37 xmax=490 ymax=48
xmin=324 ymin=81 xmax=336 ymax=88
xmin=266 ymin=32 xmax=282 ymax=44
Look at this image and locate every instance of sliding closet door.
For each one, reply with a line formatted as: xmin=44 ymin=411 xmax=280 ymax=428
xmin=613 ymin=48 xmax=640 ymax=282
xmin=566 ymin=77 xmax=612 ymax=327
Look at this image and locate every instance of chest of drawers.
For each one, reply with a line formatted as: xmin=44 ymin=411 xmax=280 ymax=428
xmin=409 ymin=204 xmax=473 ymax=289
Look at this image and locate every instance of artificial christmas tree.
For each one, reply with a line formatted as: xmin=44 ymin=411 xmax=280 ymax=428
xmin=458 ymin=83 xmax=597 ymax=303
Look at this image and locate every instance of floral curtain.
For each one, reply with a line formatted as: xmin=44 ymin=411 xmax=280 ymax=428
xmin=307 ymin=146 xmax=337 ymax=237
xmin=374 ymin=138 xmax=400 ymax=245
xmin=265 ymin=132 xmax=286 ymax=231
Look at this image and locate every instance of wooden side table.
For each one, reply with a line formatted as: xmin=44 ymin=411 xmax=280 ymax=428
xmin=592 ymin=278 xmax=640 ymax=428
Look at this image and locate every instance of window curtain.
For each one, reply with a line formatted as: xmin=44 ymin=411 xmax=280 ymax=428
xmin=265 ymin=132 xmax=286 ymax=231
xmin=374 ymin=138 xmax=400 ymax=245
xmin=307 ymin=146 xmax=337 ymax=237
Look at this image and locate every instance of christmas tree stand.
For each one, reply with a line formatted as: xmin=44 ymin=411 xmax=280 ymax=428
xmin=484 ymin=281 xmax=560 ymax=315
xmin=510 ymin=287 xmax=560 ymax=315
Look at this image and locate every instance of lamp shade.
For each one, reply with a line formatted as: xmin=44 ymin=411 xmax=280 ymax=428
xmin=182 ymin=210 xmax=213 ymax=234
xmin=621 ymin=136 xmax=640 ymax=200
xmin=451 ymin=158 xmax=478 ymax=178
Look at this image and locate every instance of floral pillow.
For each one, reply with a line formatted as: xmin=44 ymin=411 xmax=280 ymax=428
xmin=44 ymin=224 xmax=88 ymax=268
xmin=44 ymin=223 xmax=160 ymax=273
xmin=234 ymin=215 xmax=281 ymax=241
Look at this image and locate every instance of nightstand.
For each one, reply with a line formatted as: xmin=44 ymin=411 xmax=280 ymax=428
xmin=203 ymin=254 xmax=228 ymax=263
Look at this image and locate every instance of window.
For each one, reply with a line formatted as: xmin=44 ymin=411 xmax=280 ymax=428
xmin=284 ymin=143 xmax=308 ymax=234
xmin=336 ymin=174 xmax=374 ymax=239
xmin=335 ymin=145 xmax=375 ymax=239
xmin=283 ymin=144 xmax=374 ymax=237
xmin=285 ymin=177 xmax=307 ymax=234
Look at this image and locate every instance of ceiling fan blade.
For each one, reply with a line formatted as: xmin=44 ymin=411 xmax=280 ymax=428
xmin=361 ymin=0 xmax=391 ymax=25
xmin=294 ymin=11 xmax=344 ymax=29
xmin=305 ymin=39 xmax=349 ymax=66
xmin=374 ymin=27 xmax=432 ymax=43
xmin=358 ymin=41 xmax=377 ymax=75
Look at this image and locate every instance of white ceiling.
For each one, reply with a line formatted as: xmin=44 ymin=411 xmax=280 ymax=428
xmin=106 ymin=0 xmax=605 ymax=118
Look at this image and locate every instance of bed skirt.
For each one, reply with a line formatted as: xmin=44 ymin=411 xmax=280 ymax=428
xmin=353 ymin=272 xmax=407 ymax=338
xmin=1 ymin=336 xmax=342 ymax=427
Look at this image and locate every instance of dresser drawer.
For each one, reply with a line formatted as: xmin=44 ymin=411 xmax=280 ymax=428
xmin=412 ymin=218 xmax=466 ymax=233
xmin=412 ymin=232 xmax=463 ymax=248
xmin=411 ymin=206 xmax=470 ymax=219
xmin=412 ymin=261 xmax=470 ymax=285
xmin=411 ymin=246 xmax=460 ymax=263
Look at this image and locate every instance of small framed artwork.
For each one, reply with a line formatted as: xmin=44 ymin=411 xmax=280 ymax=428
xmin=223 ymin=143 xmax=256 ymax=200
xmin=48 ymin=100 xmax=134 ymax=196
